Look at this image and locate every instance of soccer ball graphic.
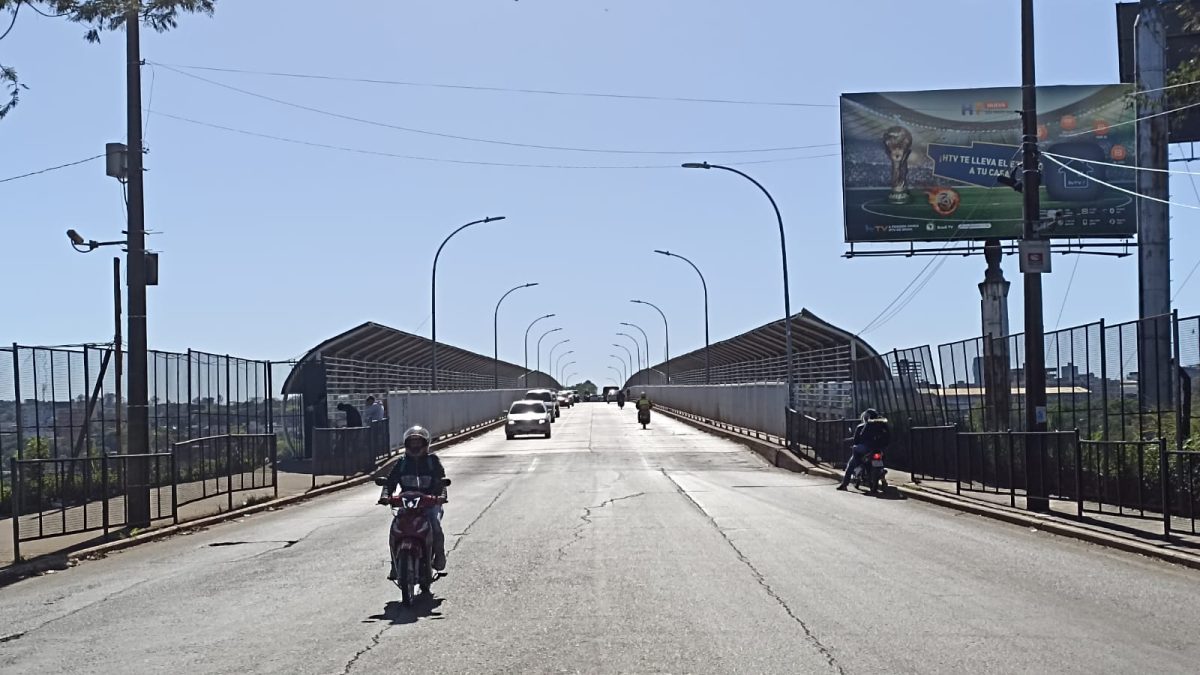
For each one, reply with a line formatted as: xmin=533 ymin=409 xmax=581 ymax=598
xmin=927 ymin=188 xmax=961 ymax=216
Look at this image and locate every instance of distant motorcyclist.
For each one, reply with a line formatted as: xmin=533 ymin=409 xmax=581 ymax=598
xmin=837 ymin=409 xmax=889 ymax=491
xmin=381 ymin=426 xmax=447 ymax=572
xmin=636 ymin=393 xmax=652 ymax=412
xmin=616 ymin=390 xmax=627 ymax=409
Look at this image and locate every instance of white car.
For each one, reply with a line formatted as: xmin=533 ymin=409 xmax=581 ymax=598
xmin=524 ymin=389 xmax=561 ymax=420
xmin=506 ymin=400 xmax=552 ymax=440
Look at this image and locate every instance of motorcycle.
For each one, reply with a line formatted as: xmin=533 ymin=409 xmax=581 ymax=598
xmin=376 ymin=477 xmax=450 ymax=606
xmin=850 ymin=449 xmax=888 ymax=494
xmin=637 ymin=406 xmax=650 ymax=429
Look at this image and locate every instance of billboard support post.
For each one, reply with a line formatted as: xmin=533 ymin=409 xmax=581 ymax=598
xmin=1135 ymin=0 xmax=1173 ymax=412
xmin=1020 ymin=0 xmax=1049 ymax=513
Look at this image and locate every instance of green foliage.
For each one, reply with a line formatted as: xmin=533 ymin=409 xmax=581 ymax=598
xmin=0 ymin=1 xmax=216 ymax=118
xmin=573 ymin=380 xmax=598 ymax=396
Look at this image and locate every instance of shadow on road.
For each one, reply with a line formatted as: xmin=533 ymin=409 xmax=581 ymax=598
xmin=848 ymin=485 xmax=907 ymax=501
xmin=366 ymin=596 xmax=445 ymax=625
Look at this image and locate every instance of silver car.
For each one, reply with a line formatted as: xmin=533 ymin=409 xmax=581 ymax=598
xmin=506 ymin=400 xmax=552 ymax=440
xmin=524 ymin=389 xmax=561 ymax=420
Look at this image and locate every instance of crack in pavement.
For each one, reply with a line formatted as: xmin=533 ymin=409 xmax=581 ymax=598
xmin=7 ymin=577 xmax=156 ymax=644
xmin=556 ymin=492 xmax=646 ymax=562
xmin=660 ymin=469 xmax=846 ymax=675
xmin=341 ymin=625 xmax=388 ymax=674
xmin=448 ymin=471 xmax=519 ymax=553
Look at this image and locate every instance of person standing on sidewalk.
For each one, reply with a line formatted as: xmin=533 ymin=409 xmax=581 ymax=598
xmin=364 ymin=395 xmax=387 ymax=425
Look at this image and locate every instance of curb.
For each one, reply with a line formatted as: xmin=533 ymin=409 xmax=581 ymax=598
xmin=895 ymin=483 xmax=1200 ymax=571
xmin=0 ymin=418 xmax=504 ymax=586
xmin=655 ymin=407 xmax=1200 ymax=571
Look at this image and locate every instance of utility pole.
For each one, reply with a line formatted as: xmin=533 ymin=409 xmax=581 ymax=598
xmin=1136 ymin=0 xmax=1172 ymax=412
xmin=1019 ymin=0 xmax=1049 ymax=513
xmin=125 ymin=2 xmax=152 ymax=527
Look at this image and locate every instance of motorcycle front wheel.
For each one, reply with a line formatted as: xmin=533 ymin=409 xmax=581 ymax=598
xmin=398 ymin=553 xmax=416 ymax=606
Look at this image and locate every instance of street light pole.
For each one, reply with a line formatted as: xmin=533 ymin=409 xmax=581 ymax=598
xmin=523 ymin=314 xmax=555 ymax=386
xmin=559 ymin=360 xmax=577 ymax=384
xmin=683 ymin=162 xmax=793 ymax=406
xmin=536 ymin=328 xmax=563 ymax=388
xmin=548 ymin=339 xmax=571 ymax=386
xmin=617 ymin=334 xmax=641 ymax=386
xmin=632 ymin=300 xmax=670 ymax=384
xmin=609 ymin=356 xmax=627 ymax=384
xmin=555 ymin=352 xmax=575 ymax=383
xmin=431 ymin=215 xmax=505 ymax=390
xmin=494 ymin=282 xmax=538 ymax=388
xmin=654 ymin=250 xmax=709 ymax=384
xmin=607 ymin=364 xmax=625 ymax=386
xmin=613 ymin=343 xmax=634 ymax=385
xmin=620 ymin=322 xmax=651 ymax=381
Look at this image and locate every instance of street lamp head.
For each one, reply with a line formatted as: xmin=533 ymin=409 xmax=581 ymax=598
xmin=631 ymin=299 xmax=645 ymax=305
xmin=653 ymin=249 xmax=671 ymax=257
xmin=681 ymin=162 xmax=711 ymax=170
xmin=66 ymin=229 xmax=86 ymax=246
xmin=525 ymin=282 xmax=539 ymax=288
xmin=483 ymin=215 xmax=507 ymax=223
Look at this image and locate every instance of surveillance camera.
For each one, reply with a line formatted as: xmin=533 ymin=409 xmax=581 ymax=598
xmin=66 ymin=229 xmax=85 ymax=246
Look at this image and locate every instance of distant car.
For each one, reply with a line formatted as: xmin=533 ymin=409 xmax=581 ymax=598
xmin=524 ymin=389 xmax=560 ymax=419
xmin=506 ymin=400 xmax=552 ymax=440
xmin=557 ymin=391 xmax=573 ymax=408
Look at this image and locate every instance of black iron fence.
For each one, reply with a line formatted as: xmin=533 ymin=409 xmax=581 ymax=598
xmin=7 ymin=433 xmax=276 ymax=560
xmin=908 ymin=424 xmax=1200 ymax=539
xmin=8 ymin=452 xmax=176 ymax=561
xmin=172 ymin=433 xmax=277 ymax=510
xmin=310 ymin=421 xmax=391 ymax=488
xmin=0 ymin=344 xmax=282 ymax=464
xmin=936 ymin=313 xmax=1200 ymax=451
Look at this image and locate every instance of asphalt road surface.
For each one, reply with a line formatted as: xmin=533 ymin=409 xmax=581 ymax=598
xmin=3 ymin=404 xmax=1200 ymax=674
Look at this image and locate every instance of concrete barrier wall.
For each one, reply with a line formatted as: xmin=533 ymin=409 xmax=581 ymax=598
xmin=635 ymin=383 xmax=788 ymax=437
xmin=387 ymin=389 xmax=532 ymax=442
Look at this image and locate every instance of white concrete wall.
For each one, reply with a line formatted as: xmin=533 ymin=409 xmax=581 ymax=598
xmin=387 ymin=389 xmax=531 ymax=442
xmin=635 ymin=383 xmax=788 ymax=437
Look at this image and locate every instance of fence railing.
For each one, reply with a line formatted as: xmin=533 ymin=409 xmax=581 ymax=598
xmin=310 ymin=421 xmax=391 ymax=488
xmin=908 ymin=424 xmax=1200 ymax=539
xmin=7 ymin=433 xmax=276 ymax=561
xmin=8 ymin=452 xmax=176 ymax=561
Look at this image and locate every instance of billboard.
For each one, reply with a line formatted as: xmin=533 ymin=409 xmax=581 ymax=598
xmin=1117 ymin=1 xmax=1200 ymax=143
xmin=840 ymin=85 xmax=1138 ymax=243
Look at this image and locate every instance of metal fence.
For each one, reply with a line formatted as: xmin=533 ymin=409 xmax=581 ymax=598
xmin=907 ymin=424 xmax=1200 ymax=538
xmin=6 ymin=433 xmax=277 ymax=560
xmin=936 ymin=313 xmax=1200 ymax=450
xmin=8 ymin=452 xmax=176 ymax=560
xmin=172 ymin=433 xmax=277 ymax=509
xmin=310 ymin=421 xmax=392 ymax=488
xmin=0 ymin=345 xmax=278 ymax=461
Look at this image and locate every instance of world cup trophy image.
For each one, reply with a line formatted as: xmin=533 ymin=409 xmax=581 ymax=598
xmin=882 ymin=126 xmax=913 ymax=205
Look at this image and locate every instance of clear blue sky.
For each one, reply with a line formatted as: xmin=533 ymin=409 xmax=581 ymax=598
xmin=3 ymin=0 xmax=1198 ymax=387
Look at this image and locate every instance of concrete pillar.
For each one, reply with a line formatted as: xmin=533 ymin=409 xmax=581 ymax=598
xmin=979 ymin=240 xmax=1012 ymax=430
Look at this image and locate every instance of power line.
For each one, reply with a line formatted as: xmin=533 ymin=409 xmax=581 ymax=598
xmin=1062 ymin=98 xmax=1200 ymax=138
xmin=0 ymin=153 xmax=106 ymax=184
xmin=149 ymin=108 xmax=839 ymax=170
xmin=1054 ymin=253 xmax=1082 ymax=330
xmin=1044 ymin=154 xmax=1200 ymax=210
xmin=1173 ymin=159 xmax=1200 ymax=303
xmin=153 ymin=61 xmax=839 ymax=109
xmin=1043 ymin=151 xmax=1200 ymax=176
xmin=150 ymin=62 xmax=837 ymax=156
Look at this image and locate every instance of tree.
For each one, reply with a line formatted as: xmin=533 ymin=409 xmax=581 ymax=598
xmin=573 ymin=380 xmax=599 ymax=396
xmin=0 ymin=0 xmax=216 ymax=120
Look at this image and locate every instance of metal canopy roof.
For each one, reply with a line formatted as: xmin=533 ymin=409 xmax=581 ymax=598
xmin=281 ymin=321 xmax=530 ymax=394
xmin=646 ymin=309 xmax=885 ymax=377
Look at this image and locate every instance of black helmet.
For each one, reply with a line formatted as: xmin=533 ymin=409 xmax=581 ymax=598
xmin=862 ymin=409 xmax=880 ymax=422
xmin=403 ymin=426 xmax=432 ymax=455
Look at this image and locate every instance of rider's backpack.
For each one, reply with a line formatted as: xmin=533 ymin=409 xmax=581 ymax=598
xmin=861 ymin=419 xmax=890 ymax=450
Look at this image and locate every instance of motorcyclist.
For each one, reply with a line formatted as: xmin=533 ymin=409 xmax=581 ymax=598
xmin=636 ymin=393 xmax=652 ymax=413
xmin=837 ymin=409 xmax=889 ymax=491
xmin=616 ymin=389 xmax=627 ymax=409
xmin=380 ymin=426 xmax=447 ymax=573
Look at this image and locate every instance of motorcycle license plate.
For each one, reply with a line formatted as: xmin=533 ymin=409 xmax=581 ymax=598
xmin=871 ymin=460 xmax=884 ymax=467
